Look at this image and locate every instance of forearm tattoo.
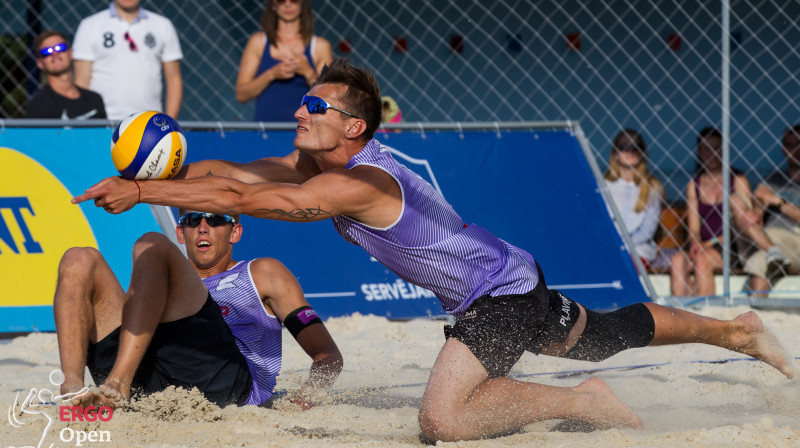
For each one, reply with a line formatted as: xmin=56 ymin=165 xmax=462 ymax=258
xmin=257 ymin=205 xmax=332 ymax=220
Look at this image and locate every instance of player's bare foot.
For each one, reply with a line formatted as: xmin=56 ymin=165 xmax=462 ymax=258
xmin=571 ymin=377 xmax=643 ymax=430
xmin=728 ymin=311 xmax=796 ymax=379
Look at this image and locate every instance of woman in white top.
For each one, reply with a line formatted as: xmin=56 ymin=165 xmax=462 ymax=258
xmin=604 ymin=129 xmax=664 ymax=269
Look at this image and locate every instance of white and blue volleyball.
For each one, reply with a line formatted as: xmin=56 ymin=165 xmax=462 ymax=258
xmin=111 ymin=111 xmax=187 ymax=180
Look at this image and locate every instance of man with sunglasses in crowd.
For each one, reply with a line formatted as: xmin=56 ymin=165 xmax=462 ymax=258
xmin=26 ymin=31 xmax=106 ymax=120
xmin=72 ymin=0 xmax=183 ymax=120
xmin=53 ymin=210 xmax=341 ymax=409
xmin=76 ymin=58 xmax=796 ymax=441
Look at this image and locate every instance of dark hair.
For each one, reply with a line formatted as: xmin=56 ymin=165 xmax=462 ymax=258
xmin=696 ymin=126 xmax=721 ymax=145
xmin=782 ymin=124 xmax=800 ymax=144
xmin=32 ymin=30 xmax=68 ymax=54
xmin=315 ymin=58 xmax=382 ymax=141
xmin=693 ymin=126 xmax=742 ymax=175
xmin=260 ymin=0 xmax=314 ymax=47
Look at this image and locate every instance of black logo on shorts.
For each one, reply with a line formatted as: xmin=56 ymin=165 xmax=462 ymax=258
xmin=144 ymin=33 xmax=156 ymax=49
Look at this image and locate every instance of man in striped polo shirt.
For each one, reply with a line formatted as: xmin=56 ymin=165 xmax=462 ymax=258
xmin=77 ymin=58 xmax=796 ymax=441
xmin=53 ymin=212 xmax=341 ymax=408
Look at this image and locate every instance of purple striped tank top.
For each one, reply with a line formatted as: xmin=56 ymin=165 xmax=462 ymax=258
xmin=203 ymin=260 xmax=282 ymax=405
xmin=332 ymin=139 xmax=540 ymax=316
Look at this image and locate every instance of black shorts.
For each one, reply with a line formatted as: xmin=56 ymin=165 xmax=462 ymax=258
xmin=87 ymin=294 xmax=252 ymax=407
xmin=446 ymin=262 xmax=581 ymax=378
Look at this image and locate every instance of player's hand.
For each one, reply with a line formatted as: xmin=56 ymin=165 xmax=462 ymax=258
xmin=72 ymin=176 xmax=139 ymax=214
xmin=287 ymin=396 xmax=313 ymax=411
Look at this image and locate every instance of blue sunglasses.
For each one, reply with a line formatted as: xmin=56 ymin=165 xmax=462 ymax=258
xmin=39 ymin=42 xmax=69 ymax=57
xmin=179 ymin=212 xmax=236 ymax=228
xmin=300 ymin=95 xmax=359 ymax=118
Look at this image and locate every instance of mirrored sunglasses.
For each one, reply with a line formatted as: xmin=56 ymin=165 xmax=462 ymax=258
xmin=179 ymin=212 xmax=236 ymax=228
xmin=300 ymin=95 xmax=359 ymax=118
xmin=39 ymin=42 xmax=69 ymax=57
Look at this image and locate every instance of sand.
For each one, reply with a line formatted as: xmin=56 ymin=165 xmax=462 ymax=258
xmin=2 ymin=305 xmax=799 ymax=447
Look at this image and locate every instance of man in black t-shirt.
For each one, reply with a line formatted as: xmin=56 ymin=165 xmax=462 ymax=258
xmin=26 ymin=30 xmax=107 ymax=120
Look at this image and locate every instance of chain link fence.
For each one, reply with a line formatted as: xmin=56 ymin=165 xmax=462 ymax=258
xmin=2 ymin=0 xmax=799 ymax=301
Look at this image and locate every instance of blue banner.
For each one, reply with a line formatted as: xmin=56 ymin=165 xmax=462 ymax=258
xmin=185 ymin=128 xmax=647 ymax=319
xmin=0 ymin=125 xmax=647 ymax=331
xmin=0 ymin=128 xmax=163 ymax=331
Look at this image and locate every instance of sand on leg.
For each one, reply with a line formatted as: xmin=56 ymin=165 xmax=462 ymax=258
xmin=645 ymin=303 xmax=796 ymax=379
xmin=53 ymin=246 xmax=124 ymax=404
xmin=417 ymin=338 xmax=642 ymax=442
xmin=100 ymin=232 xmax=209 ymax=400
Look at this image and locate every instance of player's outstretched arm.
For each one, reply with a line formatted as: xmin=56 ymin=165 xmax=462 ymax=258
xmin=252 ymin=258 xmax=343 ymax=407
xmin=75 ymin=164 xmax=399 ymax=231
xmin=174 ymin=150 xmax=319 ymax=185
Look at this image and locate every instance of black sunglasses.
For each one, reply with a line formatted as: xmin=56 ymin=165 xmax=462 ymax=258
xmin=179 ymin=212 xmax=236 ymax=227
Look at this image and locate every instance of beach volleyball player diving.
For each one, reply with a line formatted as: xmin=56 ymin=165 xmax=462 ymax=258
xmin=74 ymin=58 xmax=797 ymax=442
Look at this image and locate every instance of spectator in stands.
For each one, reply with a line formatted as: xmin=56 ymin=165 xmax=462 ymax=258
xmin=235 ymin=0 xmax=333 ymax=122
xmin=381 ymin=96 xmax=403 ymax=124
xmin=26 ymin=31 xmax=106 ymax=120
xmin=670 ymin=127 xmax=788 ymax=297
xmin=72 ymin=0 xmax=183 ymax=120
xmin=603 ymin=129 xmax=663 ymax=270
xmin=743 ymin=125 xmax=800 ymax=295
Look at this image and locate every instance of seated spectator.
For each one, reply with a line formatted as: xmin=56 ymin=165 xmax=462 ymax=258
xmin=743 ymin=125 xmax=800 ymax=295
xmin=670 ymin=127 xmax=787 ymax=297
xmin=381 ymin=96 xmax=402 ymax=124
xmin=603 ymin=129 xmax=663 ymax=270
xmin=26 ymin=31 xmax=106 ymax=120
xmin=235 ymin=0 xmax=333 ymax=122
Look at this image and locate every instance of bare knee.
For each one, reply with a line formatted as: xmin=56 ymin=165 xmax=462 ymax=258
xmin=131 ymin=232 xmax=173 ymax=259
xmin=418 ymin=405 xmax=463 ymax=442
xmin=694 ymin=251 xmax=717 ymax=273
xmin=58 ymin=247 xmax=103 ymax=280
xmin=670 ymin=252 xmax=688 ymax=274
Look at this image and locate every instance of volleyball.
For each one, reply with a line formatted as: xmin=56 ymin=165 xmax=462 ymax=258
xmin=111 ymin=111 xmax=187 ymax=180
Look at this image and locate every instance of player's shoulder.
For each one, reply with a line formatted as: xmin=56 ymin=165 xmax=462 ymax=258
xmin=249 ymin=257 xmax=289 ymax=275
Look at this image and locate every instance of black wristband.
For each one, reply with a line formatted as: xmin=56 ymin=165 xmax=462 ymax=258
xmin=283 ymin=306 xmax=322 ymax=338
xmin=767 ymin=198 xmax=786 ymax=215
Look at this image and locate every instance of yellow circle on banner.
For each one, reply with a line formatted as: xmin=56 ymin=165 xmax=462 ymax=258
xmin=0 ymin=147 xmax=97 ymax=306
